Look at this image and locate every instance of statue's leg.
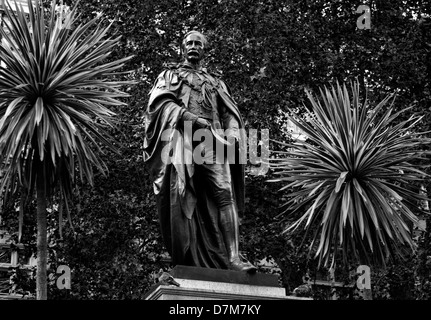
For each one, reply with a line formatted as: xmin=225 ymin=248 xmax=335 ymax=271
xmin=200 ymin=152 xmax=256 ymax=273
xmin=219 ymin=204 xmax=257 ymax=273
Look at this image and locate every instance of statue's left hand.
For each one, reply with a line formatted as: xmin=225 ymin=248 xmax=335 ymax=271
xmin=195 ymin=117 xmax=211 ymax=129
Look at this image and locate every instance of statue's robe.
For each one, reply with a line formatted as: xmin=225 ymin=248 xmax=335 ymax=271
xmin=143 ymin=64 xmax=246 ymax=268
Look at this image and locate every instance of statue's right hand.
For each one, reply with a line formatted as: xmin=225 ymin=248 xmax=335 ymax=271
xmin=195 ymin=118 xmax=211 ymax=129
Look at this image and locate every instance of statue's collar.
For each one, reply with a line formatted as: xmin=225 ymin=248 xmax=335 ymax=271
xmin=178 ymin=62 xmax=208 ymax=73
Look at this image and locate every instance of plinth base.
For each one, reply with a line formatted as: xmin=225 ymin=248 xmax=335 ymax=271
xmin=144 ymin=265 xmax=311 ymax=300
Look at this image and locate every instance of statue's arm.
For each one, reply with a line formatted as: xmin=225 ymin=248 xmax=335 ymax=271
xmin=182 ymin=111 xmax=210 ymax=129
xmin=218 ymin=80 xmax=240 ymax=139
xmin=149 ymin=70 xmax=201 ymax=127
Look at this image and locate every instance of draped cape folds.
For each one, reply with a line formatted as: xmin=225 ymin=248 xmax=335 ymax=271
xmin=143 ymin=65 xmax=246 ymax=268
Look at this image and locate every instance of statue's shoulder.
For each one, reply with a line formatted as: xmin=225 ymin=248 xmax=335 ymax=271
xmin=203 ymin=66 xmax=223 ymax=81
xmin=162 ymin=62 xmax=182 ymax=74
xmin=163 ymin=61 xmax=180 ymax=69
xmin=207 ymin=70 xmax=231 ymax=93
xmin=153 ymin=63 xmax=183 ymax=87
xmin=202 ymin=67 xmax=229 ymax=90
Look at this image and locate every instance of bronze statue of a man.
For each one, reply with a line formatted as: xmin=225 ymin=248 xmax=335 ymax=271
xmin=143 ymin=31 xmax=256 ymax=273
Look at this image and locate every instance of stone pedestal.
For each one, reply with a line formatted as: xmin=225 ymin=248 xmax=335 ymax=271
xmin=144 ymin=265 xmax=310 ymax=300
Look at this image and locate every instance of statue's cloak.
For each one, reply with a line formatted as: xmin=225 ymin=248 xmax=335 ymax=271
xmin=143 ymin=65 xmax=246 ymax=268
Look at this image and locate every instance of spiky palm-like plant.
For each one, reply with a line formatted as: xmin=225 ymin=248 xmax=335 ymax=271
xmin=0 ymin=0 xmax=133 ymax=299
xmin=270 ymin=80 xmax=430 ymax=268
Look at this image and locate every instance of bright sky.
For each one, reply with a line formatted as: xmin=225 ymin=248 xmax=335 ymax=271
xmin=2 ymin=0 xmax=33 ymax=13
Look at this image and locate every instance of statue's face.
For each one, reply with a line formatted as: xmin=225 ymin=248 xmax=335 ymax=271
xmin=183 ymin=33 xmax=205 ymax=64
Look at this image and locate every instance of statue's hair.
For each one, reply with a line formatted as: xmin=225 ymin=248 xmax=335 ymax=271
xmin=181 ymin=30 xmax=208 ymax=51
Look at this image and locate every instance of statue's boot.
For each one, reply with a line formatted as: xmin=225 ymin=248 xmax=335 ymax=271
xmin=219 ymin=205 xmax=257 ymax=273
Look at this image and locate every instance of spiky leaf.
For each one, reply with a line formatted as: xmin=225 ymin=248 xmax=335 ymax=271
xmin=0 ymin=0 xmax=134 ymax=200
xmin=270 ymin=80 xmax=431 ymax=267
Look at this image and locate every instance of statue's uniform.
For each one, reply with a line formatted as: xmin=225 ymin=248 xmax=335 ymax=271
xmin=143 ymin=63 xmax=246 ymax=269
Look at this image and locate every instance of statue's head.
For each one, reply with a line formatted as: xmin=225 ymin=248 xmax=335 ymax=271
xmin=181 ymin=30 xmax=207 ymax=65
